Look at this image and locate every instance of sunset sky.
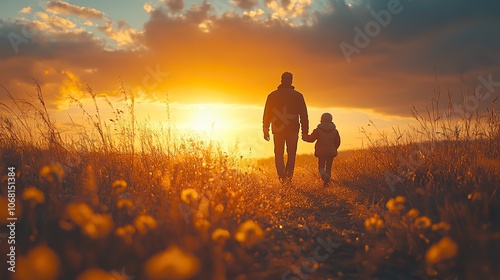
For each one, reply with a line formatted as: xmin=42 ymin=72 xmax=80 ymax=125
xmin=1 ymin=0 xmax=499 ymax=157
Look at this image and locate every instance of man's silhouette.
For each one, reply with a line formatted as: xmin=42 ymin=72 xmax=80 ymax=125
xmin=263 ymin=72 xmax=309 ymax=182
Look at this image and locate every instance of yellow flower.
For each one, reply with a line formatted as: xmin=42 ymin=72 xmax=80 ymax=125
xmin=82 ymin=214 xmax=114 ymax=239
xmin=111 ymin=179 xmax=127 ymax=194
xmin=115 ymin=224 xmax=136 ymax=244
xmin=364 ymin=214 xmax=385 ymax=234
xmin=181 ymin=188 xmax=199 ymax=205
xmin=134 ymin=214 xmax=157 ymax=234
xmin=194 ymin=219 xmax=211 ymax=230
xmin=425 ymin=236 xmax=458 ymax=264
xmin=22 ymin=187 xmax=45 ymax=205
xmin=60 ymin=202 xmax=94 ymax=229
xmin=406 ymin=208 xmax=419 ymax=219
xmin=15 ymin=245 xmax=60 ymax=280
xmin=117 ymin=198 xmax=134 ymax=209
xmin=211 ymin=228 xmax=230 ymax=243
xmin=414 ymin=216 xmax=432 ymax=230
xmin=39 ymin=164 xmax=65 ymax=183
xmin=432 ymin=221 xmax=451 ymax=233
xmin=235 ymin=220 xmax=264 ymax=248
xmin=116 ymin=224 xmax=136 ymax=236
xmin=214 ymin=204 xmax=224 ymax=214
xmin=144 ymin=245 xmax=200 ymax=280
xmin=386 ymin=196 xmax=406 ymax=213
xmin=59 ymin=203 xmax=114 ymax=238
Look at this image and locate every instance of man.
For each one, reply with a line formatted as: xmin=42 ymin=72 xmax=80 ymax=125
xmin=263 ymin=72 xmax=309 ymax=182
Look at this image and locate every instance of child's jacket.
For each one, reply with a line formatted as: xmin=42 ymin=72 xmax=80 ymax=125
xmin=304 ymin=122 xmax=341 ymax=157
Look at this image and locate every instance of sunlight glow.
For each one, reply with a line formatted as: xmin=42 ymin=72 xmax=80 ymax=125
xmin=187 ymin=104 xmax=228 ymax=133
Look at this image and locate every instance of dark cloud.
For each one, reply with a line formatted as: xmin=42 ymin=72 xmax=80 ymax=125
xmin=232 ymin=0 xmax=259 ymax=10
xmin=164 ymin=0 xmax=184 ymax=13
xmin=1 ymin=0 xmax=499 ymax=117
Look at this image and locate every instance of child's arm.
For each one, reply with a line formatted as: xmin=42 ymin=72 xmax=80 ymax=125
xmin=302 ymin=129 xmax=318 ymax=143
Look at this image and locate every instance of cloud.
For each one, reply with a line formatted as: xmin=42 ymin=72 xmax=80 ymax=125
xmin=97 ymin=21 xmax=143 ymax=48
xmin=265 ymin=0 xmax=312 ymax=21
xmin=164 ymin=0 xmax=184 ymax=13
xmin=231 ymin=0 xmax=258 ymax=10
xmin=36 ymin=12 xmax=77 ymax=31
xmin=243 ymin=8 xmax=265 ymax=20
xmin=19 ymin=7 xmax=32 ymax=14
xmin=46 ymin=0 xmax=106 ymax=21
xmin=144 ymin=3 xmax=154 ymax=13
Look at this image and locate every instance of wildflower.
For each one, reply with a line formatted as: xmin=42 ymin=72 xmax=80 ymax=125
xmin=117 ymin=198 xmax=134 ymax=209
xmin=181 ymin=188 xmax=200 ymax=205
xmin=235 ymin=220 xmax=264 ymax=248
xmin=15 ymin=245 xmax=60 ymax=280
xmin=386 ymin=196 xmax=406 ymax=213
xmin=194 ymin=219 xmax=211 ymax=230
xmin=115 ymin=224 xmax=136 ymax=244
xmin=211 ymin=228 xmax=230 ymax=243
xmin=406 ymin=208 xmax=419 ymax=219
xmin=134 ymin=214 xmax=157 ymax=234
xmin=144 ymin=245 xmax=200 ymax=280
xmin=22 ymin=187 xmax=45 ymax=206
xmin=425 ymin=236 xmax=458 ymax=264
xmin=432 ymin=221 xmax=451 ymax=233
xmin=364 ymin=214 xmax=385 ymax=234
xmin=214 ymin=204 xmax=224 ymax=214
xmin=111 ymin=179 xmax=127 ymax=194
xmin=60 ymin=202 xmax=94 ymax=230
xmin=403 ymin=208 xmax=420 ymax=224
xmin=82 ymin=214 xmax=114 ymax=239
xmin=415 ymin=216 xmax=432 ymax=230
xmin=39 ymin=164 xmax=65 ymax=183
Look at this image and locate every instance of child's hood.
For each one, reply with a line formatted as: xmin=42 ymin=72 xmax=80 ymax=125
xmin=317 ymin=122 xmax=336 ymax=132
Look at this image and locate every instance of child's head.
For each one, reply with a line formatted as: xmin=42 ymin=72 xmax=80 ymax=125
xmin=320 ymin=113 xmax=333 ymax=123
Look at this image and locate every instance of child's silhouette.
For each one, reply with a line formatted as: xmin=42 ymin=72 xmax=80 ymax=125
xmin=303 ymin=113 xmax=341 ymax=187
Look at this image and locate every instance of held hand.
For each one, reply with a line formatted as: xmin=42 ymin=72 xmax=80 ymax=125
xmin=264 ymin=131 xmax=270 ymax=141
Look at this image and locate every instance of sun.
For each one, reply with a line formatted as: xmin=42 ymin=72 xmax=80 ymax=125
xmin=188 ymin=104 xmax=228 ymax=133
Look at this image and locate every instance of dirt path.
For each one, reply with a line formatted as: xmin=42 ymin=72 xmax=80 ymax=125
xmin=248 ymin=174 xmax=368 ymax=280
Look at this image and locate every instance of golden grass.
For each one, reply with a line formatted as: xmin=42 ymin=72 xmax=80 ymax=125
xmin=0 ymin=81 xmax=498 ymax=279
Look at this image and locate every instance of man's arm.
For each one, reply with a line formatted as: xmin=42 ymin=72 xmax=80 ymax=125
xmin=262 ymin=95 xmax=272 ymax=140
xmin=298 ymin=94 xmax=309 ymax=136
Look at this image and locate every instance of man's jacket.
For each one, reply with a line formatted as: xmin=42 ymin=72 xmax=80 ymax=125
xmin=263 ymin=84 xmax=309 ymax=135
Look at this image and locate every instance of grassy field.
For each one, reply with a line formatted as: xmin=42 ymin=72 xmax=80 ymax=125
xmin=0 ymin=85 xmax=499 ymax=279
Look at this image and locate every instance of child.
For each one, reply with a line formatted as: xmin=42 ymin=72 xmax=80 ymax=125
xmin=302 ymin=113 xmax=341 ymax=187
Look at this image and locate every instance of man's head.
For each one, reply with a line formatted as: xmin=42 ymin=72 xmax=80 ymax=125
xmin=281 ymin=72 xmax=293 ymax=85
xmin=321 ymin=113 xmax=333 ymax=123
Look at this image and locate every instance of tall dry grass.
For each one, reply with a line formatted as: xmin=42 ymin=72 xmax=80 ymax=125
xmin=0 ymin=80 xmax=498 ymax=279
xmin=354 ymin=88 xmax=500 ymax=279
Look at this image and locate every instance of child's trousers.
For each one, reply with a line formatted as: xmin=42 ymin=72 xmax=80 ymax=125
xmin=318 ymin=155 xmax=335 ymax=183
